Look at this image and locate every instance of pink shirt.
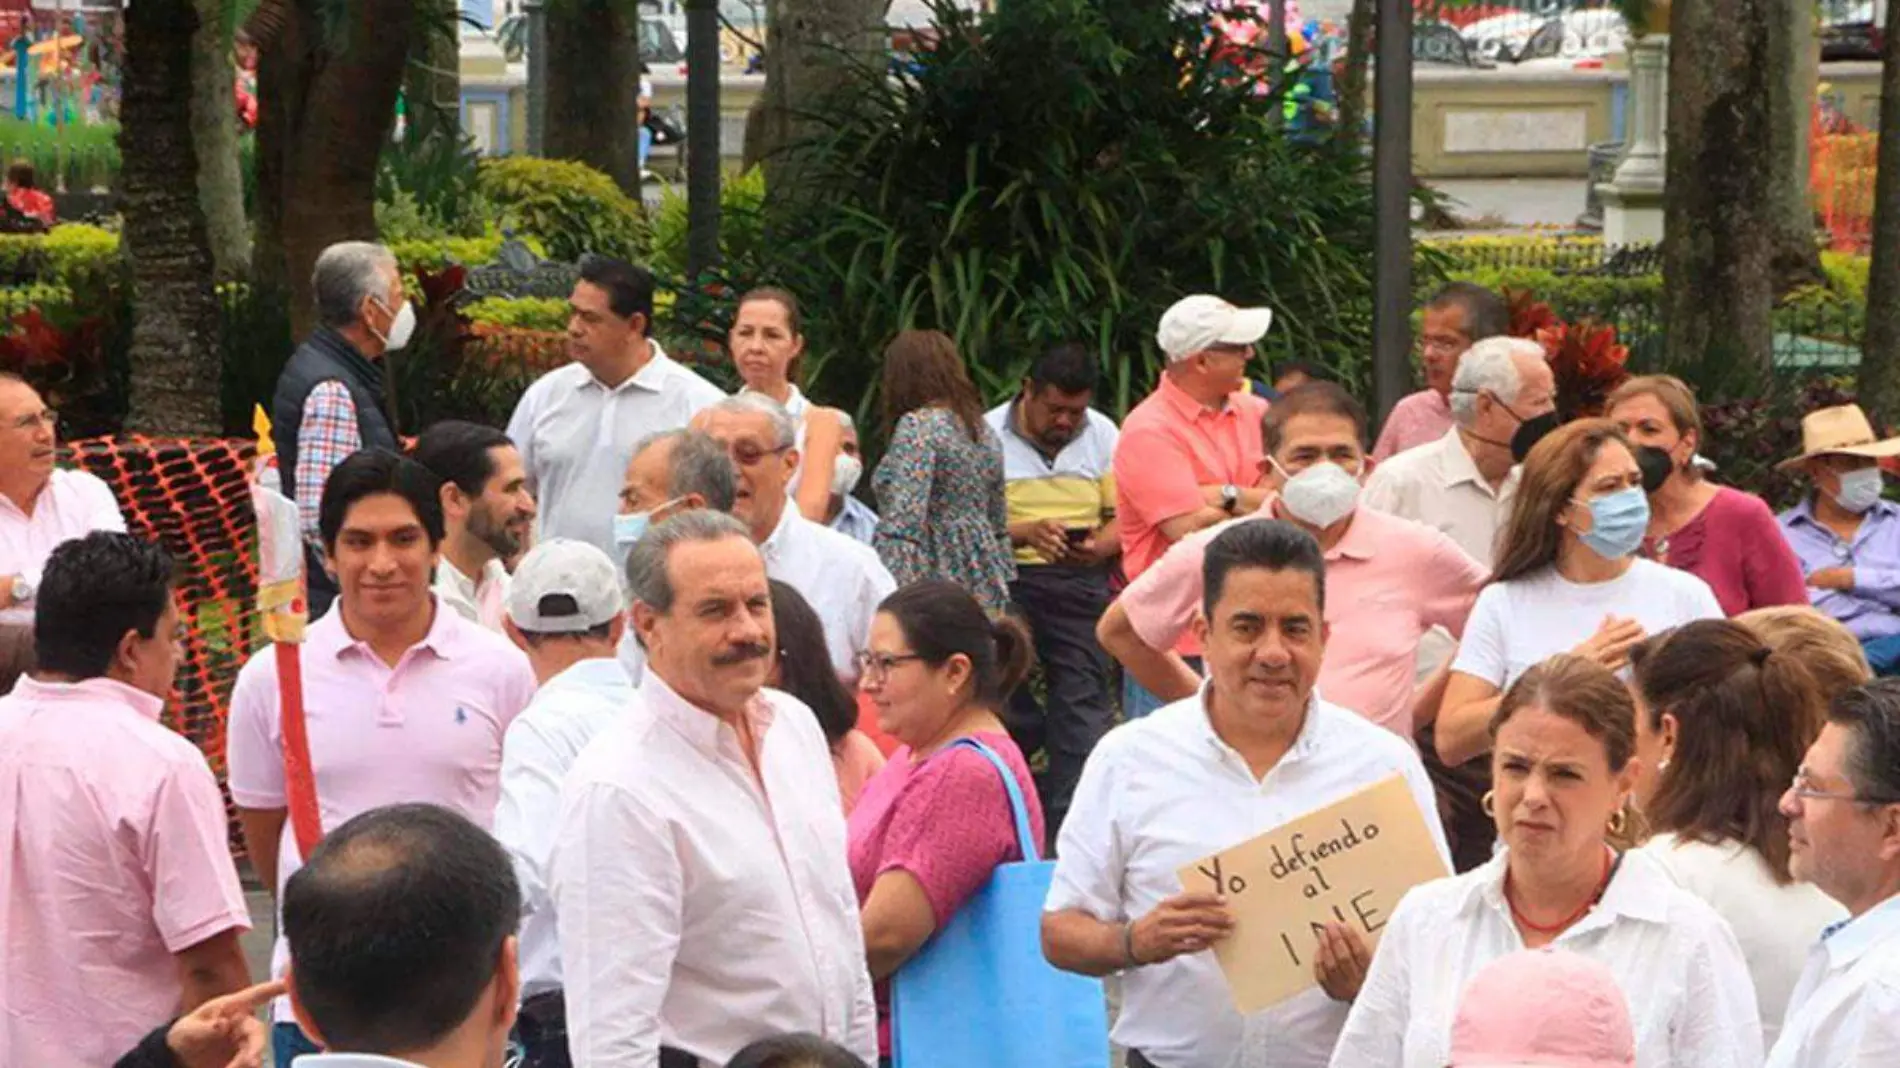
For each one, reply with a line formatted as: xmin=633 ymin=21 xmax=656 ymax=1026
xmin=227 ymin=598 xmax=536 ymax=1019
xmin=1647 ymin=486 xmax=1808 ymax=618
xmin=0 ymin=676 xmax=250 ymax=1068
xmin=1120 ymin=501 xmax=1487 ymax=738
xmin=833 ymin=729 xmax=887 ymax=814
xmin=1115 ymin=377 xmax=1269 ymax=584
xmin=1371 ymin=389 xmax=1455 ymax=463
xmin=846 ymin=731 xmax=1043 ymax=1054
xmin=0 ymin=469 xmax=126 ymax=624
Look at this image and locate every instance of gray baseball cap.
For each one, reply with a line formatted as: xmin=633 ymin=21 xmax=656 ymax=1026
xmin=505 ymin=538 xmax=625 ymax=633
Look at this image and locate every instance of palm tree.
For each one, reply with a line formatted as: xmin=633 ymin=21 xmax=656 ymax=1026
xmin=1857 ymin=0 xmax=1900 ymax=416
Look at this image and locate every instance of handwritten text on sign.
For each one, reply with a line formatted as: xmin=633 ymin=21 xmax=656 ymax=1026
xmin=1176 ymin=774 xmax=1448 ymax=1013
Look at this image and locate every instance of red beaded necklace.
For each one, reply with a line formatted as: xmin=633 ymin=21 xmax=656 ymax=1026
xmin=1505 ymin=846 xmax=1615 ymax=935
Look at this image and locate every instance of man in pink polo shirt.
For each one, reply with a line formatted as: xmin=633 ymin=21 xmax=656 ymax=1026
xmin=0 ymin=531 xmax=253 ymax=1068
xmin=1114 ymin=295 xmax=1274 ymax=716
xmin=0 ymin=372 xmax=126 ymax=691
xmin=228 ymin=449 xmax=537 ymax=1064
xmin=1100 ymin=381 xmax=1487 ymax=738
xmin=1369 ymin=282 xmax=1510 ymax=463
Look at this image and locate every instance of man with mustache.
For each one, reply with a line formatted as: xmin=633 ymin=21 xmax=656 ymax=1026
xmin=551 ymin=510 xmax=877 ymax=1068
xmin=1044 ymin=520 xmax=1445 ymax=1068
xmin=414 ymin=420 xmax=538 ymax=634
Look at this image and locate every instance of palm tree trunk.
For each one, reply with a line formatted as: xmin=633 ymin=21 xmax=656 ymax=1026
xmin=121 ymin=0 xmax=224 ymax=436
xmin=1857 ymin=0 xmax=1900 ymax=417
xmin=750 ymin=0 xmax=886 ymax=199
xmin=545 ymin=0 xmax=641 ymax=195
xmin=192 ymin=0 xmax=250 ymax=280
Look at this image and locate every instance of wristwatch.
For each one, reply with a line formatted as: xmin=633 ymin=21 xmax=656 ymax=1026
xmin=1220 ymin=484 xmax=1241 ymax=514
xmin=10 ymin=576 xmax=34 ymax=605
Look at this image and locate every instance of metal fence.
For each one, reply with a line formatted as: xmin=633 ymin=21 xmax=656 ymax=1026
xmin=1413 ymin=0 xmax=1625 ymax=66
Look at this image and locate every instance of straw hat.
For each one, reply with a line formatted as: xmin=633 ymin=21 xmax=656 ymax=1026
xmin=1777 ymin=404 xmax=1900 ymax=471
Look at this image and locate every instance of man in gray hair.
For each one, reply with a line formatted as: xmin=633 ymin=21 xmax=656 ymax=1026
xmin=824 ymin=412 xmax=880 ymax=545
xmin=551 ymin=511 xmax=877 ymax=1068
xmin=692 ymin=394 xmax=894 ymax=682
xmin=269 ymin=240 xmax=413 ymax=615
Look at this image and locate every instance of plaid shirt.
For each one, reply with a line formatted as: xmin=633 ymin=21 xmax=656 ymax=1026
xmin=293 ymin=381 xmax=360 ymax=548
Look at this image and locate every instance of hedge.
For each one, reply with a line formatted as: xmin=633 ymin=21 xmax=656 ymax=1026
xmin=475 ymin=157 xmax=648 ymax=264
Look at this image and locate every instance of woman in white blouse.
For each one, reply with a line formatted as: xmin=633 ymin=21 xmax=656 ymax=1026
xmin=729 ymin=286 xmax=845 ymax=520
xmin=1330 ymin=653 xmax=1762 ymax=1068
xmin=1627 ymin=618 xmax=1847 ymax=1047
xmin=1436 ymin=419 xmax=1723 ymax=766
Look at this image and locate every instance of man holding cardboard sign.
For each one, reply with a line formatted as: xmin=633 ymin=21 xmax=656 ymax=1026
xmin=1042 ymin=520 xmax=1447 ymax=1068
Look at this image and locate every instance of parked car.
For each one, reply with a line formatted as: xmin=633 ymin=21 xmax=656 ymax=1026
xmin=1821 ymin=1 xmax=1886 ymax=61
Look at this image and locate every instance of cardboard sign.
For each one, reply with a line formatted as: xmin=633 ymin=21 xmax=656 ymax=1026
xmin=1176 ymin=774 xmax=1449 ymax=1013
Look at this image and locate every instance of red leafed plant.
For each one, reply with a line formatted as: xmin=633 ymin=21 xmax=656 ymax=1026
xmin=1503 ymin=287 xmax=1630 ymax=421
xmin=0 ymin=306 xmax=110 ymax=424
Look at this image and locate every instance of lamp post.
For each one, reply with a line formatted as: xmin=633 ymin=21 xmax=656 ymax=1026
xmin=1372 ymin=0 xmax=1413 ymax=421
xmin=685 ymin=0 xmax=721 ymax=277
xmin=522 ymin=0 xmax=547 ymax=155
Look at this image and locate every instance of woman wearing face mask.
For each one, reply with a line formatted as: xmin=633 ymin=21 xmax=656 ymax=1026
xmin=1435 ymin=420 xmax=1723 ymax=766
xmin=730 ymin=287 xmax=847 ymax=522
xmin=1331 ymin=655 xmax=1763 ymax=1068
xmin=1626 ymin=619 xmax=1845 ymax=1049
xmin=1606 ymin=376 xmax=1806 ymax=616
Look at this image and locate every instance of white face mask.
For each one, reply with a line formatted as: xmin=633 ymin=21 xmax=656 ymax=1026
xmin=833 ymin=453 xmax=864 ymax=497
xmin=370 ymin=296 xmax=417 ymax=352
xmin=1835 ymin=466 xmax=1884 ymax=515
xmin=1272 ymin=458 xmax=1361 ymax=529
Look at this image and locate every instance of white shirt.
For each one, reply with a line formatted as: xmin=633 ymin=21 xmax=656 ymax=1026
xmin=1451 ymin=558 xmax=1723 ymax=689
xmin=1330 ymin=848 xmax=1764 ymax=1068
xmin=492 ymin=656 xmax=634 ymax=998
xmin=1359 ymin=429 xmax=1517 ymax=569
xmin=432 ymin=556 xmax=511 ymax=634
xmin=759 ymin=504 xmax=895 ymax=681
xmin=0 ymin=469 xmax=126 ymax=624
xmin=1640 ymin=833 xmax=1845 ymax=1049
xmin=551 ymin=671 xmax=877 ymax=1068
xmin=1768 ymin=894 xmax=1900 ymax=1068
xmin=290 ymin=1056 xmax=424 ymax=1068
xmin=507 ymin=345 xmax=725 ymax=559
xmin=1045 ymin=687 xmax=1449 ymax=1068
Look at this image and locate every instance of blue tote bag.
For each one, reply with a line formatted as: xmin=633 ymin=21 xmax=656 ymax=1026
xmin=890 ymin=739 xmax=1110 ymax=1068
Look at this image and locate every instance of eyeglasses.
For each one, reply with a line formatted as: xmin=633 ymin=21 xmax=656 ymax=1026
xmin=855 ymin=651 xmax=925 ymax=681
xmin=9 ymin=408 xmax=55 ymax=432
xmin=730 ymin=444 xmax=791 ymax=468
xmin=1789 ymin=770 xmax=1900 ymax=805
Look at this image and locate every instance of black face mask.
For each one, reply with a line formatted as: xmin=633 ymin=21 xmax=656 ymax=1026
xmin=1637 ymin=445 xmax=1677 ymax=495
xmin=1509 ymin=411 xmax=1561 ymax=463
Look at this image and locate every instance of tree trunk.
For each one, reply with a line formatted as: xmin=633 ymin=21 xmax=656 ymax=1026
xmin=1766 ymin=0 xmax=1822 ymax=294
xmin=1857 ymin=0 xmax=1900 ymax=418
xmin=1662 ymin=0 xmax=1778 ymax=380
xmin=1337 ymin=0 xmax=1374 ymax=143
xmin=121 ymin=0 xmax=224 ymax=436
xmin=545 ymin=0 xmax=641 ymax=194
xmin=254 ymin=0 xmax=420 ymax=340
xmin=191 ymin=0 xmax=250 ymax=280
xmin=404 ymin=0 xmax=464 ymax=146
xmin=750 ymin=0 xmax=886 ymax=198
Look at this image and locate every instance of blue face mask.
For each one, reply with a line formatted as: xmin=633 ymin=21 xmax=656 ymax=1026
xmin=613 ymin=510 xmax=652 ymax=549
xmin=1575 ymin=486 xmax=1650 ymax=560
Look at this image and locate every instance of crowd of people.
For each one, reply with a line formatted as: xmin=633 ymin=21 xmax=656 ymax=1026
xmin=0 ymin=240 xmax=1898 ymax=1068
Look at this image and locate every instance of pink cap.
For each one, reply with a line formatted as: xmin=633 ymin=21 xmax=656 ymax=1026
xmin=1448 ymin=948 xmax=1636 ymax=1067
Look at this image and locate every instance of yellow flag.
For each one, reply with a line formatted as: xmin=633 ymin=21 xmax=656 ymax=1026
xmin=254 ymin=405 xmax=274 ymax=456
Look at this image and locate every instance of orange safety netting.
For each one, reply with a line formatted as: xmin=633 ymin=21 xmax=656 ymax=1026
xmin=67 ymin=436 xmax=262 ymax=858
xmin=1812 ymin=97 xmax=1877 ymax=255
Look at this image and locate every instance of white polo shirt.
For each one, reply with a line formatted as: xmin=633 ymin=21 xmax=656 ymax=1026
xmin=1044 ymin=686 xmax=1448 ymax=1068
xmin=1359 ymin=428 xmax=1516 ymax=569
xmin=506 ymin=345 xmax=725 ymax=559
xmin=1767 ymin=894 xmax=1900 ymax=1068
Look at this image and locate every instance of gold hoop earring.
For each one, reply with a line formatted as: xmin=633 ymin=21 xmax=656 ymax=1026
xmin=1607 ymin=807 xmax=1627 ymax=836
xmin=1481 ymin=790 xmax=1495 ymax=818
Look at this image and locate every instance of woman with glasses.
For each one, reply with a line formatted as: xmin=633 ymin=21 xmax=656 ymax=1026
xmin=846 ymin=580 xmax=1041 ymax=1061
xmin=1332 ymin=654 xmax=1762 ymax=1068
xmin=1435 ymin=419 xmax=1724 ymax=766
xmin=871 ymin=331 xmax=1016 ymax=613
xmin=767 ymin=579 xmax=885 ymax=813
xmin=1628 ymin=618 xmax=1846 ymax=1048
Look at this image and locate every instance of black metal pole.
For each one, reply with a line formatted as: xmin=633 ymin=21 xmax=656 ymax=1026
xmin=523 ymin=0 xmax=547 ymax=155
xmin=685 ymin=0 xmax=722 ymax=278
xmin=1372 ymin=0 xmax=1413 ymax=422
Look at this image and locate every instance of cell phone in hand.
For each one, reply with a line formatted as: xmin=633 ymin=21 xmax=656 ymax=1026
xmin=1065 ymin=526 xmax=1092 ymax=546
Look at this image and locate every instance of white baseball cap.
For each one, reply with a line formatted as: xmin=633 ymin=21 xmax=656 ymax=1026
xmin=505 ymin=538 xmax=625 ymax=634
xmin=1156 ymin=294 xmax=1275 ymax=363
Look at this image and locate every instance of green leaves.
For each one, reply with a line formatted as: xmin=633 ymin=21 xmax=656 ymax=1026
xmin=474 ymin=156 xmax=649 ymax=263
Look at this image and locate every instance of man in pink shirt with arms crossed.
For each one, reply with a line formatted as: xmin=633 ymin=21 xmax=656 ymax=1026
xmin=1114 ymin=294 xmax=1275 ymax=716
xmin=228 ymin=449 xmax=537 ymax=1064
xmin=0 ymin=532 xmax=252 ymax=1068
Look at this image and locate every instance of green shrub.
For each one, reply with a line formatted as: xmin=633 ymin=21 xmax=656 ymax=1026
xmin=465 ymin=295 xmax=570 ymax=332
xmin=376 ymin=126 xmax=492 ymax=239
xmin=42 ymin=223 xmax=122 ymax=284
xmin=389 ymin=229 xmax=545 ymax=271
xmin=475 ymin=156 xmax=647 ymax=263
xmin=650 ymin=168 xmax=767 ymax=284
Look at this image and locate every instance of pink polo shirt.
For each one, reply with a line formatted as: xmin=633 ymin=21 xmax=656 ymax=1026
xmin=1119 ymin=500 xmax=1487 ymax=739
xmin=0 ymin=468 xmax=126 ymax=625
xmin=1114 ymin=376 xmax=1268 ymax=630
xmin=227 ymin=598 xmax=536 ymax=1019
xmin=0 ymin=676 xmax=251 ymax=1068
xmin=1371 ymin=389 xmax=1455 ymax=463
